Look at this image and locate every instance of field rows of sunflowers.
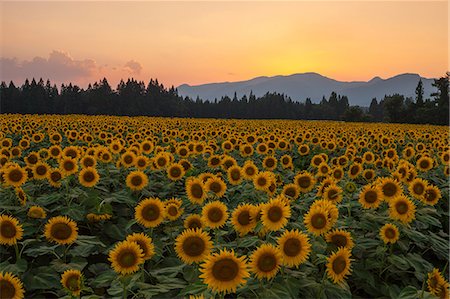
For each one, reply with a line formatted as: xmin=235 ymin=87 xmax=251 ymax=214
xmin=0 ymin=114 xmax=449 ymax=299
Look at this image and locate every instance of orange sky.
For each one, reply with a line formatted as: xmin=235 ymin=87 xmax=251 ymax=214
xmin=0 ymin=1 xmax=448 ymax=87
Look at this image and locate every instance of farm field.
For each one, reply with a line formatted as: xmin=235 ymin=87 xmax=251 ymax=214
xmin=0 ymin=114 xmax=449 ymax=299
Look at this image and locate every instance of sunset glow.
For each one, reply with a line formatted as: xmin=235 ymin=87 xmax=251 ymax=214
xmin=1 ymin=1 xmax=447 ymax=87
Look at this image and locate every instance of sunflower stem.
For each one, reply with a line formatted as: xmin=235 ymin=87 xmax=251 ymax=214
xmin=14 ymin=242 xmax=21 ymax=262
xmin=420 ymin=276 xmax=426 ymax=298
xmin=121 ymin=277 xmax=128 ymax=299
xmin=317 ymin=270 xmax=327 ymax=299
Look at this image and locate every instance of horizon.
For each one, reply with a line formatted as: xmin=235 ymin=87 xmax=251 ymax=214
xmin=1 ymin=1 xmax=448 ymax=88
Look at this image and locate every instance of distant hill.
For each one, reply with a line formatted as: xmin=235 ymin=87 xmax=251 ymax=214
xmin=177 ymin=73 xmax=436 ymax=106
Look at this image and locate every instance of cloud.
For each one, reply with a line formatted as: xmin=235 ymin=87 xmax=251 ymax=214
xmin=0 ymin=50 xmax=97 ymax=83
xmin=123 ymin=60 xmax=142 ymax=75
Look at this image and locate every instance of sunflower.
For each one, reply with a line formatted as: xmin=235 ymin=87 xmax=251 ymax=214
xmin=294 ymin=172 xmax=316 ymax=193
xmin=242 ymin=161 xmax=258 ymax=180
xmin=326 ymin=247 xmax=352 ymax=284
xmin=389 ymin=195 xmax=416 ymax=224
xmin=277 ymin=229 xmax=311 ymax=267
xmin=207 ymin=155 xmax=222 ymax=168
xmin=416 ymin=156 xmax=434 ymax=172
xmin=362 ymin=169 xmax=376 ymax=182
xmin=408 ymin=177 xmax=428 ymax=200
xmin=282 ymin=183 xmax=300 ymax=201
xmin=135 ymin=198 xmax=165 ymax=228
xmin=378 ymin=177 xmax=402 ymax=201
xmin=32 ymin=162 xmax=49 ymax=180
xmin=126 ymin=233 xmax=155 ymax=260
xmin=0 ymin=272 xmax=25 ymax=299
xmin=253 ymin=171 xmax=272 ymax=192
xmin=61 ymin=269 xmax=82 ymax=296
xmin=427 ymin=268 xmax=449 ymax=297
xmin=47 ymin=168 xmax=64 ymax=188
xmin=325 ymin=229 xmax=354 ymax=250
xmin=201 ymin=201 xmax=228 ymax=229
xmin=126 ymin=171 xmax=148 ymax=191
xmin=205 ymin=177 xmax=227 ymax=198
xmin=27 ymin=206 xmax=47 ymax=219
xmin=0 ymin=215 xmax=24 ymax=246
xmin=231 ymin=204 xmax=257 ymax=236
xmin=60 ymin=157 xmax=78 ymax=177
xmin=44 ymin=216 xmax=78 ymax=245
xmin=175 ymin=228 xmax=212 ymax=264
xmin=311 ymin=199 xmax=339 ymax=227
xmin=280 ymin=154 xmax=293 ymax=169
xmin=78 ymin=167 xmax=100 ymax=188
xmin=298 ymin=144 xmax=310 ymax=156
xmin=323 ymin=184 xmax=343 ymax=203
xmin=316 ymin=177 xmax=335 ymax=197
xmin=109 ymin=240 xmax=144 ymax=275
xmin=421 ymin=185 xmax=441 ymax=206
xmin=262 ymin=156 xmax=277 ymax=171
xmin=3 ymin=165 xmax=27 ymax=187
xmin=304 ymin=205 xmax=332 ymax=236
xmin=331 ymin=167 xmax=344 ymax=181
xmin=199 ymin=249 xmax=249 ymax=294
xmin=186 ymin=178 xmax=207 ymax=205
xmin=120 ymin=151 xmax=137 ymax=168
xmin=249 ymin=244 xmax=282 ymax=280
xmin=358 ymin=184 xmax=382 ymax=209
xmin=379 ymin=223 xmax=399 ymax=244
xmin=165 ymin=202 xmax=184 ymax=221
xmin=80 ymin=155 xmax=97 ymax=168
xmin=184 ymin=214 xmax=203 ymax=230
xmin=348 ymin=163 xmax=362 ymax=179
xmin=227 ymin=166 xmax=243 ymax=185
xmin=15 ymin=188 xmax=27 ymax=206
xmin=167 ymin=163 xmax=185 ymax=181
xmin=261 ymin=196 xmax=291 ymax=232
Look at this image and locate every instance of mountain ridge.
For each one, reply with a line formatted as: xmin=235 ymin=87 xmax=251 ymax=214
xmin=177 ymin=73 xmax=436 ymax=106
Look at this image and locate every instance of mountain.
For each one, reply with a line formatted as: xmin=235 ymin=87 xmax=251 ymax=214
xmin=177 ymin=73 xmax=436 ymax=106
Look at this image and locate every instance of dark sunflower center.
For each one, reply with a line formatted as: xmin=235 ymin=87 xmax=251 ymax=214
xmin=268 ymin=206 xmax=283 ymax=222
xmin=382 ymin=182 xmax=397 ymax=197
xmin=0 ymin=280 xmax=15 ymax=298
xmin=231 ymin=170 xmax=240 ymax=180
xmin=168 ymin=206 xmax=178 ymax=216
xmin=170 ymin=167 xmax=181 ymax=178
xmin=331 ymin=234 xmax=348 ymax=247
xmin=51 ymin=223 xmax=72 ymax=240
xmin=207 ymin=207 xmax=223 ymax=223
xmin=364 ymin=190 xmax=378 ymax=203
xmin=142 ymin=205 xmax=160 ymax=221
xmin=8 ymin=169 xmax=23 ymax=182
xmin=332 ymin=256 xmax=347 ymax=275
xmin=118 ymin=250 xmax=137 ymax=267
xmin=350 ymin=166 xmax=359 ymax=175
xmin=265 ymin=159 xmax=275 ymax=168
xmin=419 ymin=160 xmax=429 ymax=169
xmin=66 ymin=275 xmax=80 ymax=291
xmin=28 ymin=155 xmax=38 ymax=164
xmin=283 ymin=238 xmax=301 ymax=256
xmin=297 ymin=177 xmax=311 ymax=188
xmin=209 ymin=182 xmax=222 ymax=193
xmin=191 ymin=184 xmax=204 ymax=198
xmin=212 ymin=258 xmax=239 ymax=282
xmin=1 ymin=221 xmax=17 ymax=238
xmin=83 ymin=171 xmax=95 ymax=183
xmin=244 ymin=147 xmax=252 ymax=154
xmin=84 ymin=159 xmax=94 ymax=167
xmin=424 ymin=190 xmax=437 ymax=202
xmin=131 ymin=175 xmax=143 ymax=186
xmin=257 ymin=177 xmax=267 ymax=187
xmin=182 ymin=236 xmax=205 ymax=256
xmin=413 ymin=183 xmax=424 ymax=195
xmin=311 ymin=213 xmax=327 ymax=229
xmin=51 ymin=171 xmax=62 ymax=182
xmin=134 ymin=240 xmax=149 ymax=256
xmin=328 ymin=189 xmax=338 ymax=200
xmin=211 ymin=158 xmax=220 ymax=165
xmin=124 ymin=155 xmax=133 ymax=164
xmin=64 ymin=161 xmax=75 ymax=171
xmin=364 ymin=172 xmax=373 ymax=180
xmin=285 ymin=187 xmax=296 ymax=198
xmin=66 ymin=150 xmax=77 ymax=158
xmin=385 ymin=228 xmax=396 ymax=239
xmin=394 ymin=201 xmax=408 ymax=214
xmin=257 ymin=253 xmax=277 ymax=272
xmin=188 ymin=219 xmax=202 ymax=229
xmin=245 ymin=167 xmax=255 ymax=176
xmin=143 ymin=144 xmax=151 ymax=151
xmin=36 ymin=165 xmax=47 ymax=176
xmin=157 ymin=158 xmax=166 ymax=167
xmin=237 ymin=211 xmax=251 ymax=226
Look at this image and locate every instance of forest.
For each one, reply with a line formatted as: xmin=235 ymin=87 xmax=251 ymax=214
xmin=0 ymin=74 xmax=448 ymax=125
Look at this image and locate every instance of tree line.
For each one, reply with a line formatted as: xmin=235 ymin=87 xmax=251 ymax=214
xmin=0 ymin=74 xmax=448 ymax=125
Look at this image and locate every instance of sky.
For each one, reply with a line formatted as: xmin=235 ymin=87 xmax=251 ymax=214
xmin=0 ymin=1 xmax=448 ymax=88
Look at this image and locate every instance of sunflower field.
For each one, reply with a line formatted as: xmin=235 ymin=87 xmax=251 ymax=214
xmin=0 ymin=114 xmax=449 ymax=299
